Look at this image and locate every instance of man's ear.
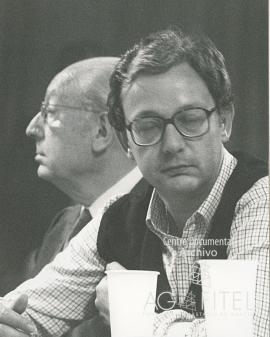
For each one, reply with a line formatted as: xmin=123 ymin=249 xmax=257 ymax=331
xmin=91 ymin=112 xmax=113 ymax=154
xmin=220 ymin=103 xmax=235 ymax=143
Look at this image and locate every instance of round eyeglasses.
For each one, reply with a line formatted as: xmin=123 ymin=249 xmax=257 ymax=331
xmin=125 ymin=106 xmax=216 ymax=146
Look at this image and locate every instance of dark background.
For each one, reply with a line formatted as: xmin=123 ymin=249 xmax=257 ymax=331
xmin=0 ymin=0 xmax=268 ymax=292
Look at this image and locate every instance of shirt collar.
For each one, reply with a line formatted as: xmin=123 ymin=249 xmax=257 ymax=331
xmin=146 ymin=148 xmax=237 ymax=233
xmin=86 ymin=167 xmax=142 ymax=218
xmin=196 ymin=148 xmax=237 ymax=224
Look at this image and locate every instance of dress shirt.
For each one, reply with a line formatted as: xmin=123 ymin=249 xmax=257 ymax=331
xmin=148 ymin=149 xmax=269 ymax=337
xmin=62 ymin=166 xmax=142 ymax=250
xmin=5 ymin=150 xmax=268 ymax=337
xmin=89 ymin=166 xmax=143 ymax=217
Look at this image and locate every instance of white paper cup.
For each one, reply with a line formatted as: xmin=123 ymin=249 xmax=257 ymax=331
xmin=167 ymin=322 xmax=193 ymax=337
xmin=198 ymin=260 xmax=258 ymax=337
xmin=106 ymin=270 xmax=159 ymax=337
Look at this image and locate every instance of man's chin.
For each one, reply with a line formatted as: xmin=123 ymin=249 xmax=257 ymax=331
xmin=37 ymin=165 xmax=53 ymax=181
xmin=163 ymin=175 xmax=200 ymax=194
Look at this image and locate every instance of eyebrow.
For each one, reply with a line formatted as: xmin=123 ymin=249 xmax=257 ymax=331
xmin=133 ymin=111 xmax=160 ymax=119
xmin=132 ymin=104 xmax=207 ymax=119
xmin=42 ymin=102 xmax=89 ymax=112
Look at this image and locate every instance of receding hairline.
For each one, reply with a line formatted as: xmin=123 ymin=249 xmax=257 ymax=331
xmin=121 ymin=59 xmax=188 ymax=94
xmin=53 ymin=56 xmax=120 ymax=94
xmin=46 ymin=57 xmax=120 ymax=110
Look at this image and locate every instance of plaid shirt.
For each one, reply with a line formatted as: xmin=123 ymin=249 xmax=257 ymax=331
xmin=6 ymin=149 xmax=269 ymax=337
xmin=148 ymin=150 xmax=269 ymax=337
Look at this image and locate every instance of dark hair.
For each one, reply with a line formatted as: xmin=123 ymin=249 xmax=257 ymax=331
xmin=108 ymin=28 xmax=233 ymax=151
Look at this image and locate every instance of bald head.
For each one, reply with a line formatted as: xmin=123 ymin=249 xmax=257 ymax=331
xmin=48 ymin=57 xmax=119 ymax=114
xmin=26 ymin=56 xmax=135 ymax=204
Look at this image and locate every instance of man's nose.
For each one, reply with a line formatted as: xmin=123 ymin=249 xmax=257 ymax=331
xmin=161 ymin=123 xmax=186 ymax=154
xmin=25 ymin=112 xmax=44 ymax=139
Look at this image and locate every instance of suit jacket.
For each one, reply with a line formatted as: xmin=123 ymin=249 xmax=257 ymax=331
xmin=20 ymin=167 xmax=142 ymax=337
xmin=23 ymin=205 xmax=82 ymax=279
xmin=23 ymin=204 xmax=109 ymax=337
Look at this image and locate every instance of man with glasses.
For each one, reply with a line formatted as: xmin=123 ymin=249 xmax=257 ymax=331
xmin=95 ymin=29 xmax=268 ymax=336
xmin=0 ymin=29 xmax=268 ymax=337
xmin=22 ymin=57 xmax=140 ymax=282
xmin=2 ymin=57 xmax=141 ymax=336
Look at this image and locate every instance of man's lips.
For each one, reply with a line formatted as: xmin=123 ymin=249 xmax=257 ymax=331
xmin=161 ymin=164 xmax=194 ymax=176
xmin=35 ymin=152 xmax=45 ymax=160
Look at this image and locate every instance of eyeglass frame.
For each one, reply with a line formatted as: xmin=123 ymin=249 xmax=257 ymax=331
xmin=40 ymin=101 xmax=91 ymax=121
xmin=125 ymin=106 xmax=217 ymax=146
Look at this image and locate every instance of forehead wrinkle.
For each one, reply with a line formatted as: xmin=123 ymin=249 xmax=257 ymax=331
xmin=49 ymin=68 xmax=86 ymax=106
xmin=59 ymin=74 xmax=83 ymax=106
xmin=62 ymin=68 xmax=98 ymax=112
xmin=121 ymin=72 xmax=158 ymax=101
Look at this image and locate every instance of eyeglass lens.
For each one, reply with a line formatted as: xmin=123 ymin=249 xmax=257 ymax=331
xmin=131 ymin=108 xmax=210 ymax=145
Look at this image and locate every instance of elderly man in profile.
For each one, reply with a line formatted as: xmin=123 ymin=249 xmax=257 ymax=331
xmin=4 ymin=57 xmax=141 ymax=336
xmin=0 ymin=29 xmax=268 ymax=337
xmin=21 ymin=57 xmax=140 ymax=279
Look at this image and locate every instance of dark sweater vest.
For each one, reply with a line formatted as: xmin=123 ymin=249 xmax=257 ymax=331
xmin=97 ymin=152 xmax=267 ymax=317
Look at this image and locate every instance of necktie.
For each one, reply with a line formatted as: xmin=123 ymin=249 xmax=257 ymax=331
xmin=69 ymin=208 xmax=92 ymax=240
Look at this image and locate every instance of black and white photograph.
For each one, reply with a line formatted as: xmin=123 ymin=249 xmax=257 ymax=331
xmin=0 ymin=1 xmax=268 ymax=337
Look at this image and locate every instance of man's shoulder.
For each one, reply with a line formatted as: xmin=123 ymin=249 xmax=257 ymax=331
xmin=47 ymin=205 xmax=82 ymax=232
xmin=224 ymin=151 xmax=268 ymax=205
xmin=229 ymin=175 xmax=269 ymax=257
xmin=97 ymin=179 xmax=152 ymax=262
xmin=101 ymin=178 xmax=152 ymax=218
xmin=236 ymin=175 xmax=268 ymax=207
xmin=251 ymin=175 xmax=268 ymax=190
xmin=231 ymin=175 xmax=268 ymax=240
